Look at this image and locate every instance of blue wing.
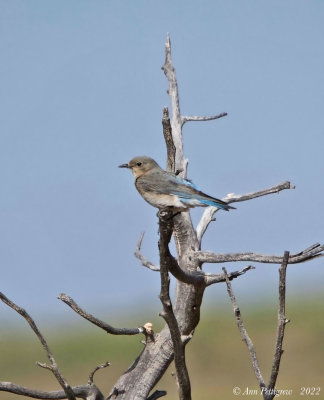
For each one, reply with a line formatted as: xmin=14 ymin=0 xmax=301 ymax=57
xmin=136 ymin=171 xmax=235 ymax=210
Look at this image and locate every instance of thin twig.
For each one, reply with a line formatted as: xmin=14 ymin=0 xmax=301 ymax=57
xmin=181 ymin=113 xmax=227 ymax=125
xmin=222 ymin=268 xmax=266 ymax=391
xmin=88 ymin=361 xmax=110 ymax=385
xmin=0 ymin=293 xmax=76 ymax=400
xmin=205 ymin=265 xmax=255 ymax=286
xmin=267 ymin=251 xmax=290 ymax=394
xmin=58 ymin=294 xmax=143 ymax=335
xmin=224 ymin=181 xmax=295 ymax=204
xmin=197 ymin=181 xmax=295 ymax=243
xmin=135 ymin=232 xmax=160 ymax=271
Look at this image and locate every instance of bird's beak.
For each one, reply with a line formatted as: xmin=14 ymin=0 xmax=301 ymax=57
xmin=118 ymin=163 xmax=130 ymax=168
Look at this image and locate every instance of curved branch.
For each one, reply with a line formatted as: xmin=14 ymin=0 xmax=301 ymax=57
xmin=197 ymin=181 xmax=295 ymax=244
xmin=135 ymin=232 xmax=160 ymax=271
xmin=196 ymin=243 xmax=324 ymax=265
xmin=0 ymin=383 xmax=104 ymax=400
xmin=168 ymin=255 xmax=254 ymax=286
xmin=0 ymin=293 xmax=76 ymax=400
xmin=88 ymin=362 xmax=110 ymax=385
xmin=135 ymin=232 xmax=254 ymax=286
xmin=58 ymin=294 xmax=144 ymax=336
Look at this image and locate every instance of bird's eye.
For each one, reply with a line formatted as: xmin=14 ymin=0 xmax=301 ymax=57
xmin=136 ymin=162 xmax=142 ymax=166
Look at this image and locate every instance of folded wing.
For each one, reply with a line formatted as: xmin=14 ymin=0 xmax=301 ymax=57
xmin=136 ymin=171 xmax=235 ymax=211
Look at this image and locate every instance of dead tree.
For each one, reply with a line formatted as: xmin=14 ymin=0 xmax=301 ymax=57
xmin=1 ymin=35 xmax=323 ymax=400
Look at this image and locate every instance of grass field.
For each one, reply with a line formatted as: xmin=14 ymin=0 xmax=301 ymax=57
xmin=0 ymin=296 xmax=323 ymax=400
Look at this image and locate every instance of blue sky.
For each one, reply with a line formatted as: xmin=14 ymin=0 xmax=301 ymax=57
xmin=1 ymin=1 xmax=323 ymax=322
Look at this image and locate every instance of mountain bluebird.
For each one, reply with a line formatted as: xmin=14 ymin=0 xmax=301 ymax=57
xmin=119 ymin=156 xmax=235 ymax=211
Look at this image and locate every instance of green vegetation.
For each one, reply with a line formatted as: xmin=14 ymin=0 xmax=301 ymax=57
xmin=0 ymin=297 xmax=323 ymax=400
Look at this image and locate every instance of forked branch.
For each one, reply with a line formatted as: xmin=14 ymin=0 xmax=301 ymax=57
xmin=223 ymin=251 xmax=291 ymax=400
xmin=136 ymin=233 xmax=254 ymax=286
xmin=0 ymin=292 xmax=76 ymax=400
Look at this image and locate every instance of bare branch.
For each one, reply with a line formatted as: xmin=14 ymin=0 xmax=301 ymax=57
xmin=136 ymin=225 xmax=254 ymax=287
xmin=181 ymin=112 xmax=227 ymax=125
xmin=135 ymin=232 xmax=160 ymax=271
xmin=0 ymin=383 xmax=68 ymax=399
xmin=267 ymin=251 xmax=290 ymax=394
xmin=167 ymin=253 xmax=254 ymax=286
xmin=224 ymin=252 xmax=295 ymax=400
xmin=224 ymin=181 xmax=295 ymax=204
xmin=147 ymin=390 xmax=167 ymax=400
xmin=0 ymin=383 xmax=105 ymax=400
xmin=168 ymin=249 xmax=254 ymax=286
xmin=222 ymin=268 xmax=266 ymax=391
xmin=197 ymin=180 xmax=295 ymax=243
xmin=158 ymin=208 xmax=191 ymax=400
xmin=196 ymin=243 xmax=324 ymax=265
xmin=204 ymin=265 xmax=255 ymax=286
xmin=88 ymin=362 xmax=110 ymax=385
xmin=58 ymin=294 xmax=143 ymax=336
xmin=170 ymin=263 xmax=254 ymax=287
xmin=161 ymin=34 xmax=186 ymax=176
xmin=0 ymin=293 xmax=76 ymax=400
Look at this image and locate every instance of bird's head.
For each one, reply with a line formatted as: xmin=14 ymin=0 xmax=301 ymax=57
xmin=119 ymin=156 xmax=160 ymax=178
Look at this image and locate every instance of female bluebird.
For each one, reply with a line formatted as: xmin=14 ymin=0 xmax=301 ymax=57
xmin=119 ymin=156 xmax=235 ymax=212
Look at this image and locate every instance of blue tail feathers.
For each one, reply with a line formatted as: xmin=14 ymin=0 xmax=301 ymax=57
xmin=199 ymin=198 xmax=235 ymax=210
